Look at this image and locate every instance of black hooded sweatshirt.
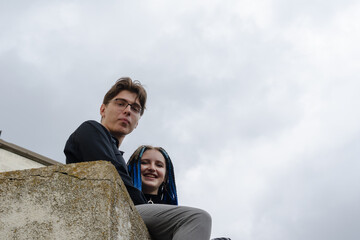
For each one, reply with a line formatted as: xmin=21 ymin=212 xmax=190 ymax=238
xmin=64 ymin=120 xmax=147 ymax=205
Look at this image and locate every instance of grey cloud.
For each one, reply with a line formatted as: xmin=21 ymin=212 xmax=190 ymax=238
xmin=1 ymin=1 xmax=360 ymax=239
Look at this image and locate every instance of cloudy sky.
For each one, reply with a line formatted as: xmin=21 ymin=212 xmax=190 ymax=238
xmin=1 ymin=0 xmax=360 ymax=239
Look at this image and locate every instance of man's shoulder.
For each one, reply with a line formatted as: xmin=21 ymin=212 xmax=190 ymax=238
xmin=78 ymin=120 xmax=104 ymax=131
xmin=75 ymin=120 xmax=109 ymax=138
xmin=81 ymin=120 xmax=100 ymax=127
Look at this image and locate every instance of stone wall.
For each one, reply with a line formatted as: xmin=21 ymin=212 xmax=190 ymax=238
xmin=0 ymin=161 xmax=151 ymax=240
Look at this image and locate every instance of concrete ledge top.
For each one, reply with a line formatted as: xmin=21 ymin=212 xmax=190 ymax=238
xmin=1 ymin=160 xmax=119 ymax=181
xmin=0 ymin=160 xmax=151 ymax=240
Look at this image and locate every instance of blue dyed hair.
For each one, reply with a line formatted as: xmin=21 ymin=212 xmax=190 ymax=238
xmin=127 ymin=145 xmax=178 ymax=205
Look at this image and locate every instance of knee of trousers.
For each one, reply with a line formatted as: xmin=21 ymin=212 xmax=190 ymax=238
xmin=187 ymin=207 xmax=212 ymax=226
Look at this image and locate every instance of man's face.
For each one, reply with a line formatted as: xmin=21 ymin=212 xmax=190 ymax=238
xmin=100 ymin=90 xmax=141 ymax=140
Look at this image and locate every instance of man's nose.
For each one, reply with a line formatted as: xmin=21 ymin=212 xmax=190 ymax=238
xmin=122 ymin=104 xmax=132 ymax=114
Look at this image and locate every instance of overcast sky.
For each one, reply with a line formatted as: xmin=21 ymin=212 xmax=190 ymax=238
xmin=1 ymin=1 xmax=360 ymax=239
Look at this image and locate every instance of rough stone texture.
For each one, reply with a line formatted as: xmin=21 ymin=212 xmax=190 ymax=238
xmin=0 ymin=161 xmax=151 ymax=240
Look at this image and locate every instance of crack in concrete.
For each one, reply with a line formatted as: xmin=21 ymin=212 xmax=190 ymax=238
xmin=53 ymin=171 xmax=116 ymax=184
xmin=1 ymin=171 xmax=115 ymax=183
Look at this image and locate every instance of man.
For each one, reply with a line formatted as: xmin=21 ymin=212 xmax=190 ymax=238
xmin=64 ymin=77 xmax=212 ymax=240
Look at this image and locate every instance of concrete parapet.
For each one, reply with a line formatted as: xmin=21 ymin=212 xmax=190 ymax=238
xmin=0 ymin=161 xmax=151 ymax=240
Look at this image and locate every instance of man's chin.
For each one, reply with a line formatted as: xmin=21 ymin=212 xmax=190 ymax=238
xmin=115 ymin=126 xmax=134 ymax=136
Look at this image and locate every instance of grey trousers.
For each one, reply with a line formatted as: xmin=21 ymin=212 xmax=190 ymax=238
xmin=136 ymin=204 xmax=212 ymax=240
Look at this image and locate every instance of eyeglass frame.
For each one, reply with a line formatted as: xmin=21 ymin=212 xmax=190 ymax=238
xmin=111 ymin=98 xmax=142 ymax=114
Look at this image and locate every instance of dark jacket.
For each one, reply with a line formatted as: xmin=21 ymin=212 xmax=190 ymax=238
xmin=64 ymin=120 xmax=147 ymax=205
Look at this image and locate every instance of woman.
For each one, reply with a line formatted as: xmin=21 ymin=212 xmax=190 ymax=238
xmin=127 ymin=145 xmax=178 ymax=205
xmin=128 ymin=145 xmax=231 ymax=240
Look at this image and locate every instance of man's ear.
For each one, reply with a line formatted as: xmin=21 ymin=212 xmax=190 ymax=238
xmin=100 ymin=104 xmax=106 ymax=118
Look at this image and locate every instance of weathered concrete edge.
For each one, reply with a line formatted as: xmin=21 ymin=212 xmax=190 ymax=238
xmin=0 ymin=161 xmax=135 ymax=210
xmin=0 ymin=161 xmax=151 ymax=239
xmin=0 ymin=161 xmax=119 ymax=182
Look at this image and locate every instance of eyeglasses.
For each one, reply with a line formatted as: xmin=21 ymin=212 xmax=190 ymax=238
xmin=112 ymin=98 xmax=142 ymax=114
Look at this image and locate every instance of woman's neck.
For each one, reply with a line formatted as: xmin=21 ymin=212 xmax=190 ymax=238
xmin=142 ymin=187 xmax=158 ymax=195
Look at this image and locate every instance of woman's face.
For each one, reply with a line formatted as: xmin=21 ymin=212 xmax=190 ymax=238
xmin=140 ymin=149 xmax=166 ymax=195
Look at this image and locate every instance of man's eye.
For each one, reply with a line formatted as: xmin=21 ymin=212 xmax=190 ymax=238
xmin=116 ymin=100 xmax=126 ymax=106
xmin=132 ymin=105 xmax=141 ymax=112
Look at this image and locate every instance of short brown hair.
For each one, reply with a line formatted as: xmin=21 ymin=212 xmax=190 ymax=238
xmin=103 ymin=77 xmax=147 ymax=115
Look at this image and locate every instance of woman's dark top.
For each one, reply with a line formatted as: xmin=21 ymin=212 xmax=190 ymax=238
xmin=144 ymin=194 xmax=163 ymax=204
xmin=64 ymin=120 xmax=147 ymax=205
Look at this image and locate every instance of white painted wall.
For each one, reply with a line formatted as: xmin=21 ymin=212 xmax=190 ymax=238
xmin=0 ymin=149 xmax=45 ymax=172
